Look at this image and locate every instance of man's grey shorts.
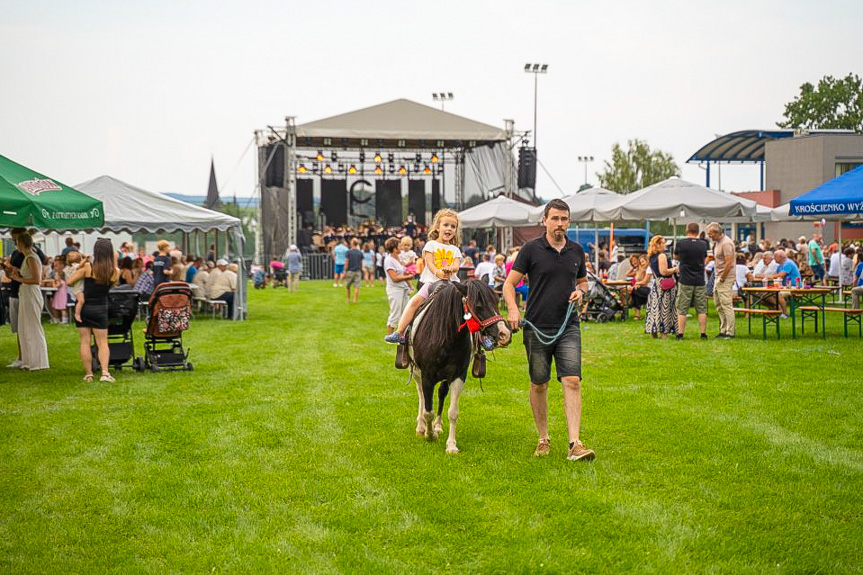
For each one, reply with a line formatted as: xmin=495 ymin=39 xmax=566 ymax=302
xmin=345 ymin=270 xmax=362 ymax=289
xmin=9 ymin=297 xmax=19 ymax=334
xmin=523 ymin=322 xmax=582 ymax=384
xmin=676 ymin=283 xmax=708 ymax=315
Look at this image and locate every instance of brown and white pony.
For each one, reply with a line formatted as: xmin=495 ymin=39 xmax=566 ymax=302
xmin=408 ymin=280 xmax=512 ymax=453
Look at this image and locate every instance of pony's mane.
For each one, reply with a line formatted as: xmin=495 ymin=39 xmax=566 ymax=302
xmin=413 ymin=280 xmax=499 ymax=352
xmin=465 ymin=279 xmax=499 ymax=312
xmin=414 ymin=282 xmax=464 ymax=351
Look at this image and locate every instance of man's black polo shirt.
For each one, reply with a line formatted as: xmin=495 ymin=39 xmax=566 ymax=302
xmin=512 ymin=235 xmax=586 ymax=329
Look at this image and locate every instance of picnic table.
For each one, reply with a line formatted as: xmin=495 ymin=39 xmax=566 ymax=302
xmin=605 ymin=280 xmax=631 ymax=321
xmin=741 ymin=285 xmax=839 ymax=339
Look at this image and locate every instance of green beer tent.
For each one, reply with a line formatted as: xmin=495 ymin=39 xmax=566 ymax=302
xmin=0 ymin=154 xmax=103 ymax=229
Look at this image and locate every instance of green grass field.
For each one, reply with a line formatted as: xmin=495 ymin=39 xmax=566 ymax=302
xmin=1 ymin=282 xmax=861 ymax=573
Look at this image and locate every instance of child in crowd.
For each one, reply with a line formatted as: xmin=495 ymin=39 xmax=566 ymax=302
xmin=375 ymin=245 xmax=386 ymax=287
xmin=492 ymin=254 xmax=507 ymax=294
xmin=51 ymin=260 xmax=69 ymax=324
xmin=65 ymin=251 xmax=86 ymax=301
xmin=362 ymin=241 xmax=376 ymax=288
xmin=398 ymin=236 xmax=418 ymax=278
xmin=384 ymin=209 xmax=464 ymax=345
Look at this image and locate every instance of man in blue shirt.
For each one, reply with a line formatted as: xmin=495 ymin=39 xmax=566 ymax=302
xmin=332 ymin=239 xmax=349 ymax=288
xmin=768 ymin=250 xmax=801 ymax=317
xmin=771 ymin=249 xmax=802 ymax=287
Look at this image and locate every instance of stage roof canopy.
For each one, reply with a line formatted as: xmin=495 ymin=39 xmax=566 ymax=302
xmin=688 ymin=129 xmax=855 ymax=164
xmin=294 ymin=99 xmax=508 ymax=148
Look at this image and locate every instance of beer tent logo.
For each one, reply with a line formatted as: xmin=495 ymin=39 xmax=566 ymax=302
xmin=17 ymin=178 xmax=62 ymax=196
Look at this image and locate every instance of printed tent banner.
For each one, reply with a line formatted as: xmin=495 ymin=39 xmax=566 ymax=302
xmin=788 ymin=165 xmax=863 ymax=217
xmin=0 ymin=154 xmax=104 ymax=229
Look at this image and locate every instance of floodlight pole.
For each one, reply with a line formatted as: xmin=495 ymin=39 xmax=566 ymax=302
xmin=432 ymin=93 xmax=454 ymax=111
xmin=577 ymin=156 xmax=594 ymax=186
xmin=524 ymin=64 xmax=548 ymax=149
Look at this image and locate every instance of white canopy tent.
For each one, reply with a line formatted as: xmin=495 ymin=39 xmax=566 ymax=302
xmin=76 ymin=175 xmax=247 ymax=321
xmin=594 ymin=177 xmax=760 ymax=222
xmin=527 ymin=187 xmax=621 ymax=223
xmin=458 ymin=195 xmax=533 ymax=227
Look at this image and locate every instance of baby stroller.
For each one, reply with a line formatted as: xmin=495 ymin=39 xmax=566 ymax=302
xmin=145 ymin=281 xmax=194 ymax=371
xmin=270 ymin=260 xmax=287 ymax=288
xmin=92 ymin=287 xmax=144 ymax=372
xmin=580 ymin=272 xmax=623 ymax=323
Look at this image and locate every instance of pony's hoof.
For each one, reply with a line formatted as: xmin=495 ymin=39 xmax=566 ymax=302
xmin=446 ymin=445 xmax=460 ymax=454
xmin=423 ymin=412 xmax=435 ymax=441
xmin=416 ymin=430 xmax=425 ymax=437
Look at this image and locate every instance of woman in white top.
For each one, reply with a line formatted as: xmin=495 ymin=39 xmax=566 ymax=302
xmin=383 ymin=237 xmax=413 ymax=335
xmin=8 ymin=232 xmax=49 ymax=371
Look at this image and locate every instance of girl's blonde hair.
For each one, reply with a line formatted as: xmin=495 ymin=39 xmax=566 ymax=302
xmin=646 ymin=235 xmax=666 ymax=258
xmin=427 ymin=208 xmax=462 ymax=245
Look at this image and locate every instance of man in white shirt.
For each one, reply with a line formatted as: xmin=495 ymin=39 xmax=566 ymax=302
xmin=208 ymin=259 xmax=238 ymax=318
xmin=473 ymin=253 xmax=496 ymax=287
xmin=752 ymin=251 xmax=778 ymax=284
xmin=828 ymin=250 xmax=841 ymax=280
xmin=192 ymin=260 xmax=212 ymax=298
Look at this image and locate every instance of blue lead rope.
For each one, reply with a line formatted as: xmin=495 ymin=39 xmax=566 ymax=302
xmin=519 ymin=301 xmax=576 ymax=345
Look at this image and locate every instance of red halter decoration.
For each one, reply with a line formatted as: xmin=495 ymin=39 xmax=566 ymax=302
xmin=459 ymin=297 xmax=504 ymax=334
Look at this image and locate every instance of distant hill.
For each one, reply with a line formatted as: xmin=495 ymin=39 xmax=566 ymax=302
xmin=165 ymin=193 xmax=259 ymax=208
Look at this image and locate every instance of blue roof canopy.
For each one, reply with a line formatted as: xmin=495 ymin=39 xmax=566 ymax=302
xmin=789 ymin=165 xmax=863 ymax=216
xmin=688 ymin=130 xmax=853 ymax=163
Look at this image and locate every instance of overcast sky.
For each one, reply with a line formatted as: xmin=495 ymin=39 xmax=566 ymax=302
xmin=2 ymin=0 xmax=861 ymax=200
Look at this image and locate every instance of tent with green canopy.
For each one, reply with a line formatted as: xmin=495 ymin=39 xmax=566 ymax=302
xmin=0 ymin=154 xmax=103 ymax=229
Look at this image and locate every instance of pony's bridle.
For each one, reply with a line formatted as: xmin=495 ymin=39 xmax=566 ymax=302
xmin=460 ymin=295 xmax=505 ymax=334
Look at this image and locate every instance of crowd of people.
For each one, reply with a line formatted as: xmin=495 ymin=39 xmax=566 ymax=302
xmin=0 ymin=230 xmax=241 ymax=379
xmin=597 ymin=226 xmax=863 ymax=338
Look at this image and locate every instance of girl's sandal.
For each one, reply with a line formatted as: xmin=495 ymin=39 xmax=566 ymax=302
xmin=100 ymin=373 xmax=116 ymax=383
xmin=83 ymin=374 xmax=94 ymax=382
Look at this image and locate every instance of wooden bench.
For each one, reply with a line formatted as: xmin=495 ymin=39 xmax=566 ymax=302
xmin=734 ymin=308 xmax=782 ymax=339
xmin=208 ymin=299 xmax=228 ymax=319
xmin=798 ymin=306 xmax=863 ymax=338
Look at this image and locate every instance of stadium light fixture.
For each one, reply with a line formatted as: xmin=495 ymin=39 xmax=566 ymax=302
xmin=524 ymin=63 xmax=549 ymax=149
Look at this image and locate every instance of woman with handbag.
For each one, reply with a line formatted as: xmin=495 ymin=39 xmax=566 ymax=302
xmin=644 ymin=235 xmax=679 ymax=339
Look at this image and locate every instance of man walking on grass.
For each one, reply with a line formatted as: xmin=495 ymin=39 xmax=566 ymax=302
xmin=674 ymin=222 xmax=709 ymax=340
xmin=808 ymin=233 xmax=826 ymax=285
xmin=707 ymin=222 xmax=736 ymax=339
xmin=504 ymin=198 xmax=594 ymax=462
xmin=344 ymin=238 xmax=364 ymax=304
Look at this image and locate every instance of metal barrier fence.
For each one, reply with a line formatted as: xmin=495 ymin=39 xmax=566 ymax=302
xmin=302 ymin=253 xmax=334 ymax=280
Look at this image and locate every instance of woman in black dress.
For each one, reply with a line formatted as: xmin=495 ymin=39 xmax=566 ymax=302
xmin=75 ymin=239 xmax=119 ymax=382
